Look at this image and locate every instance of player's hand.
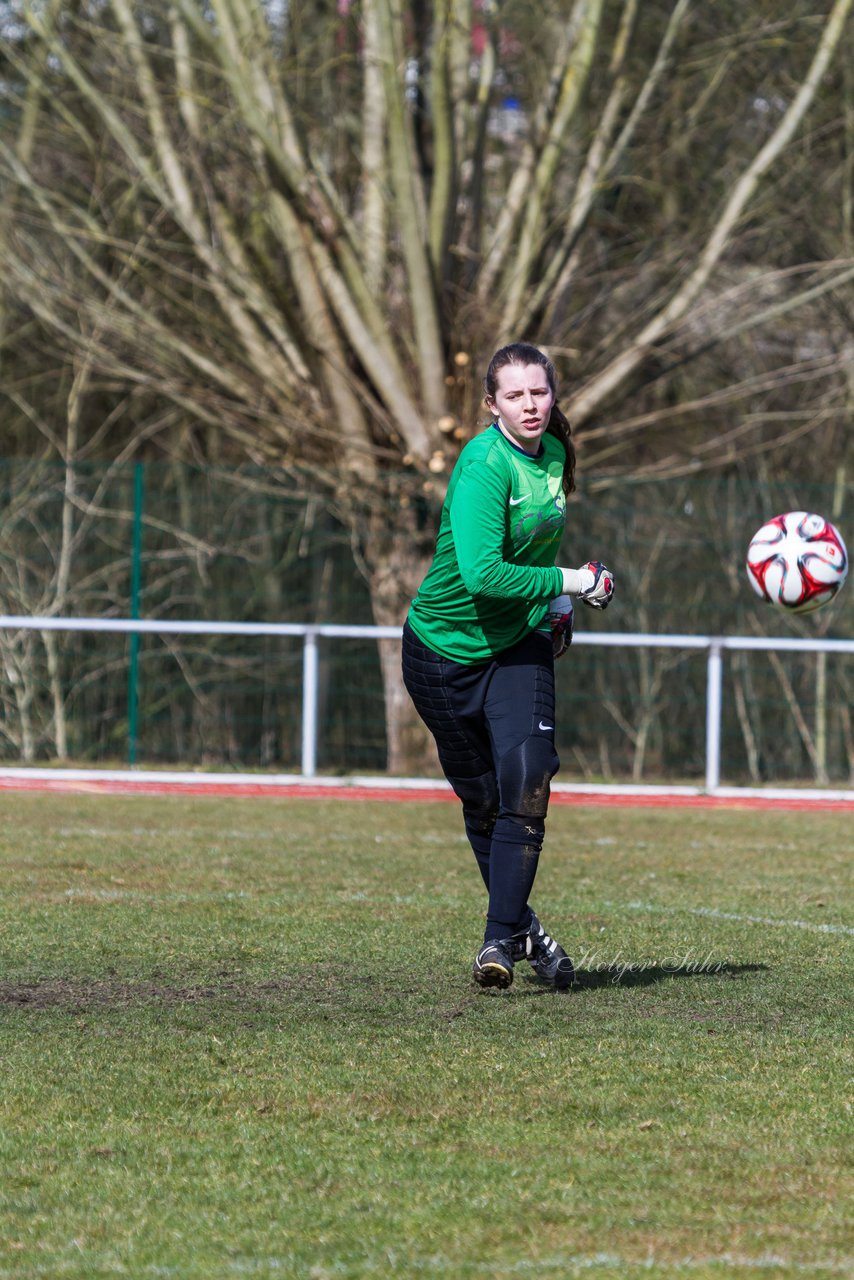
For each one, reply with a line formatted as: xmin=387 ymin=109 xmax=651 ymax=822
xmin=547 ymin=594 xmax=574 ymax=658
xmin=577 ymin=561 xmax=615 ymax=610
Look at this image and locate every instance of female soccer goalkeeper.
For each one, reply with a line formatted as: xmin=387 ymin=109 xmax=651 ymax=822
xmin=401 ymin=342 xmax=614 ymax=991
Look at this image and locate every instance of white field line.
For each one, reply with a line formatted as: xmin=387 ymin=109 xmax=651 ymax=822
xmin=394 ymin=1254 xmax=854 ymax=1276
xmin=3 ymin=1252 xmax=852 ymax=1277
xmin=612 ymin=899 xmax=854 ymax=938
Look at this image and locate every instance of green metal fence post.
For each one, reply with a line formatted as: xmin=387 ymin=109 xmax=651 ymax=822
xmin=127 ymin=461 xmax=145 ymax=765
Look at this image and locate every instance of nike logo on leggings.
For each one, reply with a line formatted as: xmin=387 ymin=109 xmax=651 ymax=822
xmin=539 ymin=721 xmax=554 ymax=731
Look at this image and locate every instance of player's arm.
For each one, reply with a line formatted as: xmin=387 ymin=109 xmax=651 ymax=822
xmin=450 ymin=460 xmax=563 ymax=600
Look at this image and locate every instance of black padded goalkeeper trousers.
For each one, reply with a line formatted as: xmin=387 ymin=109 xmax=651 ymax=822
xmin=401 ymin=620 xmax=559 ymax=943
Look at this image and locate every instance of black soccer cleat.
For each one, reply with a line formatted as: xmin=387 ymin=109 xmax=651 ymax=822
xmin=511 ymin=911 xmax=575 ymax=989
xmin=472 ymin=939 xmax=515 ymax=989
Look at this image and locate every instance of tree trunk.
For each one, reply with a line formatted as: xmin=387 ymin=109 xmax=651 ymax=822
xmin=365 ymin=523 xmax=436 ymax=776
xmin=2 ymin=636 xmax=36 ymax=762
xmin=41 ymin=630 xmax=67 ymax=759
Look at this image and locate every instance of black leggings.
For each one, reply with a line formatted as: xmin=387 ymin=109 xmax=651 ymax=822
xmin=401 ymin=621 xmax=559 ymax=942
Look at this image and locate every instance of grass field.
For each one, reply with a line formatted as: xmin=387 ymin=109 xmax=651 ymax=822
xmin=0 ymin=791 xmax=852 ymax=1280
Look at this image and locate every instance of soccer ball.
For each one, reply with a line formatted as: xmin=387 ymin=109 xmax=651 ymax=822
xmin=746 ymin=511 xmax=848 ymax=613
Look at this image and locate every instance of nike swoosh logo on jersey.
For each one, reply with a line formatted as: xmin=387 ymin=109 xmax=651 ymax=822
xmin=539 ymin=721 xmax=554 ymax=731
xmin=509 ymin=495 xmax=528 ymax=506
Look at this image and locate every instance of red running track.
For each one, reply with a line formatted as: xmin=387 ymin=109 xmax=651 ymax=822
xmin=0 ymin=774 xmax=852 ymax=811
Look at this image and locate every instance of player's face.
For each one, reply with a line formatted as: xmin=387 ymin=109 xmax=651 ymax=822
xmin=487 ymin=363 xmax=556 ymax=454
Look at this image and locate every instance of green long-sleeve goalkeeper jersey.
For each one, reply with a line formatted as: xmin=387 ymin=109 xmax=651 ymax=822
xmin=407 ymin=425 xmax=566 ymax=663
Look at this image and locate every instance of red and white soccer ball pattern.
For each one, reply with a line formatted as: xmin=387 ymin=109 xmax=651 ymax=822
xmin=746 ymin=512 xmax=848 ymax=613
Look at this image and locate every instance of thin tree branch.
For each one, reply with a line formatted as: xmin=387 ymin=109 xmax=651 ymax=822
xmin=567 ymin=0 xmax=854 ymax=426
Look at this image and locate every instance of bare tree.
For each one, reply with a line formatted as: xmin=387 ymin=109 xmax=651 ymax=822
xmin=1 ymin=0 xmax=853 ymax=768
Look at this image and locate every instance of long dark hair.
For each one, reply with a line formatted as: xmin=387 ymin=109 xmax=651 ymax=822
xmin=483 ymin=342 xmax=576 ymax=498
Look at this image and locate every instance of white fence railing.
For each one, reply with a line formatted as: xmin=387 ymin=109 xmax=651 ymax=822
xmin=1 ymin=616 xmax=853 ymax=793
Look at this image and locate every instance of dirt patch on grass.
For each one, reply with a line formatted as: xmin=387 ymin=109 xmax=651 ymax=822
xmin=0 ymin=977 xmax=236 ymax=1010
xmin=0 ymin=972 xmax=471 ymax=1021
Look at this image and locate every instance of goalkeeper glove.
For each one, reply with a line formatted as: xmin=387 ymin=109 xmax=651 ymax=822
xmin=546 ymin=594 xmax=574 ymax=659
xmin=560 ymin=561 xmax=615 ymax=610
